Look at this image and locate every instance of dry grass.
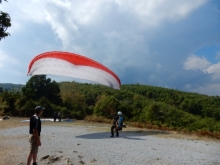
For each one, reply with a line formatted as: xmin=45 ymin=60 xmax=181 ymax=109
xmin=0 ymin=117 xmax=29 ymax=130
xmin=84 ymin=116 xmax=220 ymax=141
xmin=196 ymin=130 xmax=220 ymax=139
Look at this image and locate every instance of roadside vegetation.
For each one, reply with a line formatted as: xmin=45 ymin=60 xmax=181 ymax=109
xmin=1 ymin=75 xmax=220 ymax=139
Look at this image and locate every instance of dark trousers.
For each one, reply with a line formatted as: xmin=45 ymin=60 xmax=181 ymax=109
xmin=111 ymin=125 xmax=119 ymax=136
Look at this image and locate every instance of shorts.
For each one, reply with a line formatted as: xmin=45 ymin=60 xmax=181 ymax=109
xmin=29 ymin=134 xmax=39 ymax=154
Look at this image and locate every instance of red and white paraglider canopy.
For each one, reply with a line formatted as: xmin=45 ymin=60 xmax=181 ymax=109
xmin=27 ymin=51 xmax=121 ymax=89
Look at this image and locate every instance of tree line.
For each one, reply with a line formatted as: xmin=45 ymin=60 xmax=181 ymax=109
xmin=1 ymin=75 xmax=220 ymax=134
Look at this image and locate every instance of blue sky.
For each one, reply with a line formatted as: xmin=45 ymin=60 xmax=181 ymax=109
xmin=1 ymin=0 xmax=220 ymax=95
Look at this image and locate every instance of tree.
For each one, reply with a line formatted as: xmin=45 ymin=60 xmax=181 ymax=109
xmin=1 ymin=90 xmax=20 ymax=115
xmin=94 ymin=95 xmax=122 ymax=118
xmin=0 ymin=0 xmax=11 ymax=40
xmin=22 ymin=75 xmax=62 ymax=105
xmin=0 ymin=87 xmax=3 ymax=93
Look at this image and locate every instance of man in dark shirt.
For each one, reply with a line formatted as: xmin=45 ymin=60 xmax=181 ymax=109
xmin=27 ymin=106 xmax=44 ymax=165
xmin=110 ymin=112 xmax=119 ymax=137
xmin=53 ymin=111 xmax=57 ymax=122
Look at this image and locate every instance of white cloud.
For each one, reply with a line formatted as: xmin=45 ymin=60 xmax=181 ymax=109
xmin=45 ymin=10 xmax=79 ymax=47
xmin=41 ymin=1 xmax=103 ymax=47
xmin=1 ymin=0 xmax=209 ymax=47
xmin=114 ymin=0 xmax=208 ymax=26
xmin=183 ymin=55 xmax=211 ymax=71
xmin=184 ymin=55 xmax=220 ymax=80
xmin=69 ymin=1 xmax=105 ymax=25
xmin=0 ymin=0 xmax=46 ymax=35
xmin=47 ymin=0 xmax=71 ymax=8
xmin=205 ymin=62 xmax=220 ymax=79
xmin=9 ymin=1 xmax=45 ymax=23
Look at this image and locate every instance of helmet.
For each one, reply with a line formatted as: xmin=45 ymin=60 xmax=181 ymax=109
xmin=117 ymin=111 xmax=122 ymax=115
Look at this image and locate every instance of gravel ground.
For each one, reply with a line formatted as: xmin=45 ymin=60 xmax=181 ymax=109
xmin=0 ymin=124 xmax=220 ymax=165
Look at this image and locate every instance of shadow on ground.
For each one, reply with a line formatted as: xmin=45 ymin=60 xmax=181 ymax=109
xmin=75 ymin=130 xmax=171 ymax=140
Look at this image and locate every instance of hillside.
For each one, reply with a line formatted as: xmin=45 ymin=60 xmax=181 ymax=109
xmin=0 ymin=83 xmax=25 ymax=91
xmin=1 ymin=80 xmax=220 ymax=137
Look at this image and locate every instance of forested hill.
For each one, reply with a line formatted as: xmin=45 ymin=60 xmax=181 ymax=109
xmin=59 ymin=82 xmax=220 ymax=121
xmin=58 ymin=82 xmax=220 ymax=135
xmin=0 ymin=83 xmax=24 ymax=91
xmin=1 ymin=79 xmax=220 ymax=135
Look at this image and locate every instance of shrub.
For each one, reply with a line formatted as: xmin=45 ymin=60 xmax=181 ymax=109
xmin=94 ymin=95 xmax=121 ymax=118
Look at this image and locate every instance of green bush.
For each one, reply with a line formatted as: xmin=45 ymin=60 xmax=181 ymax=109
xmin=94 ymin=95 xmax=121 ymax=118
xmin=37 ymin=97 xmax=53 ymax=117
xmin=21 ymin=100 xmax=37 ymax=117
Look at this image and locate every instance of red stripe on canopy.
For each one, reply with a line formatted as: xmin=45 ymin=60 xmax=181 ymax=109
xmin=28 ymin=51 xmax=121 ymax=85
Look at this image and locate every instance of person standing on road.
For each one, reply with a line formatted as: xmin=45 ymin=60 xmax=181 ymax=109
xmin=110 ymin=112 xmax=119 ymax=137
xmin=58 ymin=111 xmax=61 ymax=122
xmin=53 ymin=111 xmax=57 ymax=122
xmin=27 ymin=106 xmax=44 ymax=165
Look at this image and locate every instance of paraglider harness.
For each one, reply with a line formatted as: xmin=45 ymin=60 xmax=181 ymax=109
xmin=117 ymin=115 xmax=125 ymax=131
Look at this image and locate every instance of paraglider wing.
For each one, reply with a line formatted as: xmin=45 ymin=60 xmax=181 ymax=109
xmin=27 ymin=51 xmax=121 ymax=89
